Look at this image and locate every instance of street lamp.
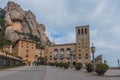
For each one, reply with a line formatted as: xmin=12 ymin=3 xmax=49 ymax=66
xmin=0 ymin=25 xmax=2 ymax=32
xmin=118 ymin=59 xmax=120 ymax=69
xmin=70 ymin=53 xmax=73 ymax=68
xmin=70 ymin=51 xmax=75 ymax=68
xmin=91 ymin=43 xmax=96 ymax=71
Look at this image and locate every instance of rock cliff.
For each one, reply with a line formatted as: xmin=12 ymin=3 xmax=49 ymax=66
xmin=2 ymin=1 xmax=50 ymax=46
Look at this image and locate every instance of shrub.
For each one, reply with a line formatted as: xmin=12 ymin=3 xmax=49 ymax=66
xmin=86 ymin=63 xmax=93 ymax=72
xmin=48 ymin=62 xmax=51 ymax=65
xmin=74 ymin=62 xmax=82 ymax=70
xmin=95 ymin=64 xmax=109 ymax=75
xmin=63 ymin=63 xmax=70 ymax=69
xmin=51 ymin=63 xmax=55 ymax=66
xmin=55 ymin=62 xmax=59 ymax=67
xmin=59 ymin=62 xmax=64 ymax=68
xmin=48 ymin=62 xmax=55 ymax=66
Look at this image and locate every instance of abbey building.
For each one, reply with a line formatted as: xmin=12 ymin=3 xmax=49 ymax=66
xmin=45 ymin=25 xmax=90 ymax=65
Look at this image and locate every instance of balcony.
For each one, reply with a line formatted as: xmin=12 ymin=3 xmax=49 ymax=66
xmin=53 ymin=54 xmax=58 ymax=59
xmin=66 ymin=54 xmax=71 ymax=59
xmin=60 ymin=54 xmax=64 ymax=59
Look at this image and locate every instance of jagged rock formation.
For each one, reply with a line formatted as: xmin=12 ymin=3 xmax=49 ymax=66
xmin=3 ymin=1 xmax=50 ymax=46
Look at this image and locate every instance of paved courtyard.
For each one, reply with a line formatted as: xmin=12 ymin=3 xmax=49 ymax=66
xmin=0 ymin=66 xmax=120 ymax=80
xmin=0 ymin=66 xmax=46 ymax=80
xmin=45 ymin=66 xmax=120 ymax=80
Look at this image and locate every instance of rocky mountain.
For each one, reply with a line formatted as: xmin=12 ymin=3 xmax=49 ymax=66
xmin=1 ymin=1 xmax=50 ymax=47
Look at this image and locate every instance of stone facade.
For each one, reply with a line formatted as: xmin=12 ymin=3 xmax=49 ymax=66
xmin=46 ymin=43 xmax=76 ymax=64
xmin=36 ymin=48 xmax=45 ymax=58
xmin=12 ymin=39 xmax=36 ymax=63
xmin=76 ymin=25 xmax=90 ymax=64
xmin=3 ymin=45 xmax=12 ymax=53
xmin=95 ymin=55 xmax=102 ymax=64
xmin=12 ymin=39 xmax=46 ymax=64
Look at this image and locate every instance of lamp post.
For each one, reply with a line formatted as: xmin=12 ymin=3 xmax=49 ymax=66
xmin=70 ymin=51 xmax=75 ymax=68
xmin=0 ymin=25 xmax=2 ymax=32
xmin=118 ymin=59 xmax=120 ymax=69
xmin=70 ymin=53 xmax=73 ymax=68
xmin=91 ymin=43 xmax=96 ymax=71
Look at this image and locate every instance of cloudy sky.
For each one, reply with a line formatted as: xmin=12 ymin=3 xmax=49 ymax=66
xmin=0 ymin=0 xmax=120 ymax=67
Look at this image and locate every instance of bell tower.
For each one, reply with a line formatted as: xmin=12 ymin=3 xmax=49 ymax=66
xmin=76 ymin=25 xmax=90 ymax=64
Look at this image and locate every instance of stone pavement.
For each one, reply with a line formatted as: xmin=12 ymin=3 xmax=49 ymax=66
xmin=45 ymin=66 xmax=120 ymax=80
xmin=0 ymin=66 xmax=120 ymax=80
xmin=0 ymin=66 xmax=46 ymax=80
xmin=106 ymin=69 xmax=120 ymax=77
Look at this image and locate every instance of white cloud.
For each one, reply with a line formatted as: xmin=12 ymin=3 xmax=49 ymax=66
xmin=91 ymin=0 xmax=107 ymax=18
xmin=108 ymin=26 xmax=120 ymax=39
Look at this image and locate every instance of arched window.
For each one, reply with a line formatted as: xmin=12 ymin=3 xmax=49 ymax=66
xmin=66 ymin=48 xmax=71 ymax=58
xmin=67 ymin=48 xmax=71 ymax=54
xmin=54 ymin=49 xmax=58 ymax=54
xmin=54 ymin=49 xmax=58 ymax=58
xmin=60 ymin=48 xmax=64 ymax=58
xmin=60 ymin=48 xmax=64 ymax=54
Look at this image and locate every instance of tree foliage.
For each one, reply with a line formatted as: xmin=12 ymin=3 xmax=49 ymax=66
xmin=95 ymin=64 xmax=109 ymax=75
xmin=85 ymin=63 xmax=93 ymax=72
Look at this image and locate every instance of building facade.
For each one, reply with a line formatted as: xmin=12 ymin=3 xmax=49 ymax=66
xmin=36 ymin=48 xmax=45 ymax=58
xmin=46 ymin=25 xmax=90 ymax=65
xmin=95 ymin=55 xmax=102 ymax=64
xmin=76 ymin=25 xmax=90 ymax=64
xmin=0 ymin=50 xmax=23 ymax=67
xmin=46 ymin=43 xmax=76 ymax=64
xmin=12 ymin=39 xmax=36 ymax=63
xmin=3 ymin=45 xmax=12 ymax=53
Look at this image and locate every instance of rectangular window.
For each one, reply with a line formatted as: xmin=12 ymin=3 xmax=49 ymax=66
xmin=79 ymin=57 xmax=81 ymax=59
xmin=26 ymin=54 xmax=28 ymax=58
xmin=78 ymin=29 xmax=80 ymax=34
xmin=81 ymin=29 xmax=84 ymax=34
xmin=85 ymin=28 xmax=87 ymax=34
xmin=86 ymin=57 xmax=88 ymax=59
xmin=26 ymin=50 xmax=29 ymax=53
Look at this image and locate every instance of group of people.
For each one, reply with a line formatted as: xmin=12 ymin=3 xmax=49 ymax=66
xmin=28 ymin=61 xmax=39 ymax=66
